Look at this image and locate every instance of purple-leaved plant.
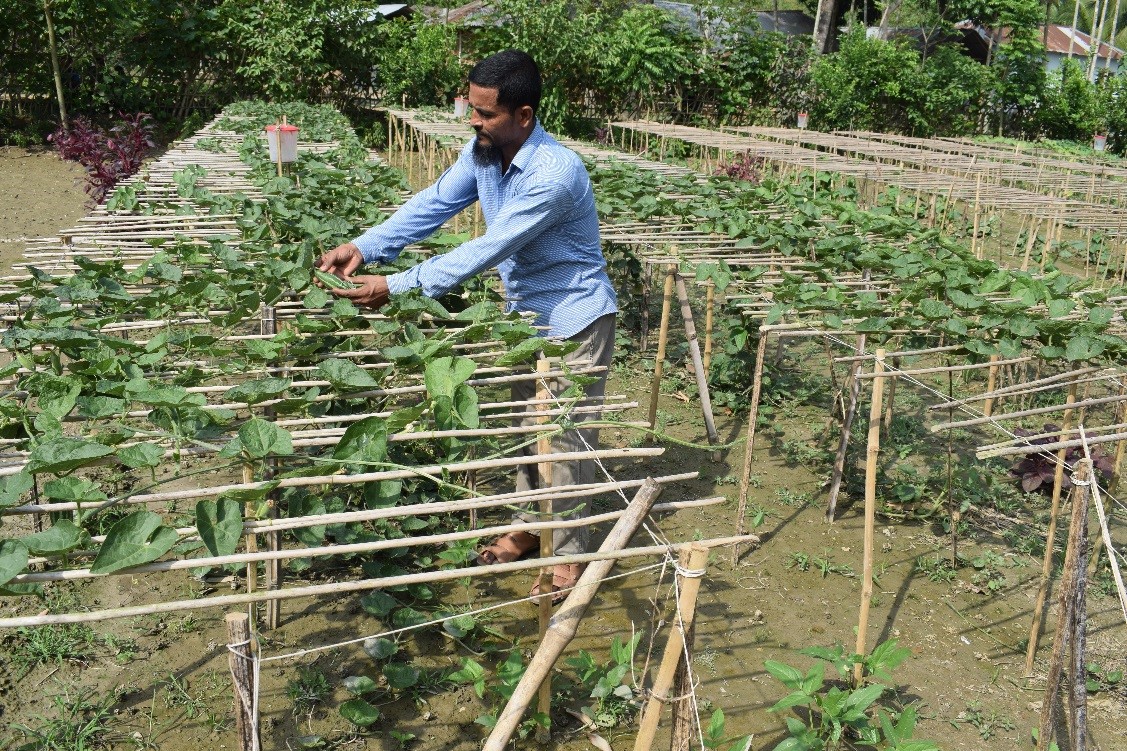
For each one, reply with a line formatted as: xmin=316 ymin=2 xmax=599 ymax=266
xmin=49 ymin=113 xmax=155 ymax=204
xmin=1010 ymin=423 xmax=1115 ymax=493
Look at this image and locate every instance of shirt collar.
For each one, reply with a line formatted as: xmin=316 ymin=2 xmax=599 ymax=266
xmin=506 ymin=121 xmax=546 ymax=176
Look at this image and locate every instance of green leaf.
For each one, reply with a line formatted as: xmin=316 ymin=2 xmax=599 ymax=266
xmin=223 ymin=378 xmax=291 ymax=406
xmin=764 ymin=660 xmax=805 ymax=688
xmin=90 ymin=511 xmax=179 ymax=574
xmin=1088 ymin=306 xmax=1114 ymax=325
xmin=42 ymin=476 xmax=107 ymax=504
xmin=442 ymin=614 xmax=476 ymax=638
xmin=343 ymin=675 xmax=379 ymax=695
xmin=223 ymin=419 xmax=293 ymax=459
xmin=495 ymin=337 xmax=542 ymax=367
xmin=1047 ymin=298 xmax=1075 ymax=318
xmin=360 ymin=590 xmax=398 ymax=617
xmin=0 ymin=473 xmax=34 ymax=508
xmin=316 ymin=359 xmax=381 ymax=391
xmin=26 ymin=437 xmax=115 ymax=474
xmin=21 ymin=520 xmax=86 ymax=555
xmin=917 ymin=298 xmax=952 ymax=320
xmin=363 ymin=637 xmax=398 ymax=660
xmin=117 ymin=443 xmax=164 ymax=470
xmin=0 ymin=540 xmax=29 ymax=586
xmin=196 ymin=498 xmax=244 ymax=557
xmin=1065 ymin=335 xmax=1105 ymax=362
xmin=334 ymin=416 xmax=388 ymax=467
xmin=424 ymin=356 xmax=477 ymax=399
xmin=339 ymin=698 xmax=381 ymax=727
xmin=383 ymin=663 xmax=420 ymax=689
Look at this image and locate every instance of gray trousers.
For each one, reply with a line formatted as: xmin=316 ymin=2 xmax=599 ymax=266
xmin=512 ymin=313 xmax=616 ymax=554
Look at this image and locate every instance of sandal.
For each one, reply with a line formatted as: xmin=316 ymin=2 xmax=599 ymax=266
xmin=530 ymin=563 xmax=586 ymax=605
xmin=476 ymin=530 xmax=541 ymax=566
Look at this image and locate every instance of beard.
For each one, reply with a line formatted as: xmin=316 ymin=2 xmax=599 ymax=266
xmin=472 ymin=136 xmax=502 ymax=167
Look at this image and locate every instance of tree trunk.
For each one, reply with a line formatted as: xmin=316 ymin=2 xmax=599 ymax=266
xmin=813 ymin=0 xmax=839 ymax=53
xmin=42 ymin=0 xmax=68 ymax=132
xmin=878 ymin=0 xmax=903 ymax=40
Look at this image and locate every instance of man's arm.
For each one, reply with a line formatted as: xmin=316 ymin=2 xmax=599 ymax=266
xmin=351 ymin=148 xmax=479 ymax=264
xmin=387 ymin=176 xmax=575 ymax=298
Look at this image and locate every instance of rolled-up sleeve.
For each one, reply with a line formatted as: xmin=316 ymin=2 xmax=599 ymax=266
xmin=351 ymin=146 xmax=479 ymax=264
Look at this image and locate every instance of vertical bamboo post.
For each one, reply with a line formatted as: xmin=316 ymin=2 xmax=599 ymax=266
xmin=534 ymin=358 xmax=554 ymax=742
xmin=226 ymin=612 xmax=258 ymax=751
xmin=826 ymin=331 xmax=868 ymax=521
xmin=1040 ymin=217 xmax=1056 ymax=273
xmin=703 ymin=282 xmax=715 ymax=377
xmin=1088 ymin=388 xmax=1127 ymax=574
xmin=1035 ymin=461 xmax=1091 ymax=751
xmin=882 ymin=356 xmax=899 ymax=434
xmin=1022 ymin=218 xmax=1041 ymax=272
xmin=1026 ymin=375 xmax=1080 ymax=675
xmin=674 ymin=273 xmax=720 ymax=460
xmin=641 ymin=260 xmax=654 ymax=351
xmin=854 ymin=350 xmax=885 ymax=685
xmin=647 ymin=264 xmax=677 ymax=433
xmin=669 ymin=588 xmax=698 ymax=751
xmin=971 ymin=174 xmax=983 ymax=258
xmin=261 ymin=304 xmax=280 ymax=630
xmin=243 ymin=463 xmax=257 ymax=598
xmin=734 ymin=329 xmax=771 ymax=564
xmin=42 ymin=0 xmax=68 ymax=132
xmin=633 ymin=544 xmax=710 ymax=751
xmin=983 ymin=354 xmax=1001 ymax=418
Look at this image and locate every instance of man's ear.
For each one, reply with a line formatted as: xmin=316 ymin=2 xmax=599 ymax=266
xmin=516 ymin=105 xmax=534 ymax=128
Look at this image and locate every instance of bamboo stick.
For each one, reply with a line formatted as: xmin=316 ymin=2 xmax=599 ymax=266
xmin=5 ymin=448 xmax=665 ymax=516
xmin=226 ymin=612 xmax=258 ymax=751
xmin=827 ymin=330 xmax=868 ymax=521
xmin=983 ymin=354 xmax=1001 ymax=418
xmin=1026 ymin=377 xmax=1080 ymax=675
xmin=0 ymin=535 xmax=759 ymax=629
xmin=854 ymin=350 xmax=885 ymax=684
xmin=648 ymin=264 xmax=677 ymax=432
xmin=1035 ymin=461 xmax=1090 ymax=751
xmin=675 ymin=273 xmax=720 ymax=458
xmin=534 ymin=359 xmax=554 ymax=741
xmin=633 ymin=543 xmax=710 ymax=751
xmin=703 ymin=282 xmax=715 ymax=376
xmin=734 ymin=329 xmax=771 ymax=563
xmin=853 ymin=356 xmax=1030 ymax=379
xmin=482 ymin=480 xmax=665 ymax=751
xmin=931 ymin=392 xmax=1127 ymax=432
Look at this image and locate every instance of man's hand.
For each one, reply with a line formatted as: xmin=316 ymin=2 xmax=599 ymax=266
xmin=316 ymin=243 xmax=364 ymax=278
xmin=329 ymin=274 xmax=390 ymax=309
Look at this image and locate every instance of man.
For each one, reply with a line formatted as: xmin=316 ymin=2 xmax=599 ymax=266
xmin=316 ymin=49 xmax=617 ymax=603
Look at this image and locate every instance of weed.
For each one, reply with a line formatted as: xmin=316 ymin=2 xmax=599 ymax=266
xmin=8 ymin=623 xmax=98 ymax=675
xmin=1085 ymin=663 xmax=1123 ymax=693
xmin=915 ymin=555 xmax=957 ymax=583
xmin=9 ymin=685 xmax=121 ymax=750
xmin=774 ymin=488 xmax=813 ymax=507
xmin=158 ymin=673 xmax=209 ymax=720
xmin=951 ymin=700 xmax=1015 ymax=739
xmin=787 ymin=550 xmax=854 ymax=578
xmin=565 ymin=633 xmax=642 ymax=729
xmin=288 ymin=666 xmax=332 ymax=718
xmin=969 ymin=549 xmax=1008 ymax=593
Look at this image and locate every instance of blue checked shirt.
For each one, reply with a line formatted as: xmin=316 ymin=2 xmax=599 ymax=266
xmin=351 ymin=123 xmax=618 ymax=338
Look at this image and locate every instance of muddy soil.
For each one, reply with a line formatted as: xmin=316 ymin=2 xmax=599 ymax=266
xmin=0 ymin=146 xmax=88 ymax=273
xmin=0 ymin=147 xmax=1123 ymax=751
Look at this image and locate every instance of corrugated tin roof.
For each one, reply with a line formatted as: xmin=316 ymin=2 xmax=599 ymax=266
xmin=1042 ymin=24 xmax=1123 ymax=59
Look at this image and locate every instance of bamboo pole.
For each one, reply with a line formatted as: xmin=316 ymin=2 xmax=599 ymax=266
xmin=932 ymin=392 xmax=1127 ymax=432
xmin=854 ymin=356 xmax=1030 ymax=379
xmin=854 ymin=350 xmax=885 ymax=685
xmin=648 ymin=264 xmax=677 ymax=432
xmin=641 ymin=261 xmax=654 ymax=351
xmin=983 ymin=354 xmax=1001 ymax=418
xmin=534 ymin=358 xmax=554 ymax=742
xmin=675 ymin=273 xmax=720 ymax=459
xmin=734 ymin=329 xmax=771 ymax=564
xmin=1026 ymin=377 xmax=1080 ymax=675
xmin=827 ymin=331 xmax=868 ymax=521
xmin=0 ymin=535 xmax=758 ymax=629
xmin=633 ymin=543 xmax=710 ymax=751
xmin=226 ymin=612 xmax=258 ymax=751
xmin=1089 ymin=392 xmax=1127 ymax=573
xmin=1035 ymin=460 xmax=1090 ymax=751
xmin=483 ymin=480 xmax=664 ymax=750
xmin=42 ymin=0 xmax=68 ymax=131
xmin=703 ymin=282 xmax=715 ymax=376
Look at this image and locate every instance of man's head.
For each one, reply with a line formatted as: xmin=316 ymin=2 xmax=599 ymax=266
xmin=467 ymin=50 xmax=540 ymax=168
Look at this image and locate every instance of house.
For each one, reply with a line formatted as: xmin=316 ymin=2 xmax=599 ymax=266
xmin=951 ymin=22 xmax=1122 ymax=74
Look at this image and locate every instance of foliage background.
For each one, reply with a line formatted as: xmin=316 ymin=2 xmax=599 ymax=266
xmin=1 ymin=0 xmax=1125 ymax=153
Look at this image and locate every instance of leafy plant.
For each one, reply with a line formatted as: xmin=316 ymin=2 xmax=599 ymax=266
xmin=565 ymin=633 xmax=642 ymax=729
xmin=1010 ymin=423 xmax=1115 ymax=493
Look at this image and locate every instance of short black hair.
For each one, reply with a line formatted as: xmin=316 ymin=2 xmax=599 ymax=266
xmin=468 ymin=49 xmax=541 ymax=114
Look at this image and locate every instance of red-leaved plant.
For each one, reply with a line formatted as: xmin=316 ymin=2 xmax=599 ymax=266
xmin=49 ymin=113 xmax=155 ymax=204
xmin=1010 ymin=423 xmax=1115 ymax=493
xmin=714 ymin=152 xmax=764 ymax=184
